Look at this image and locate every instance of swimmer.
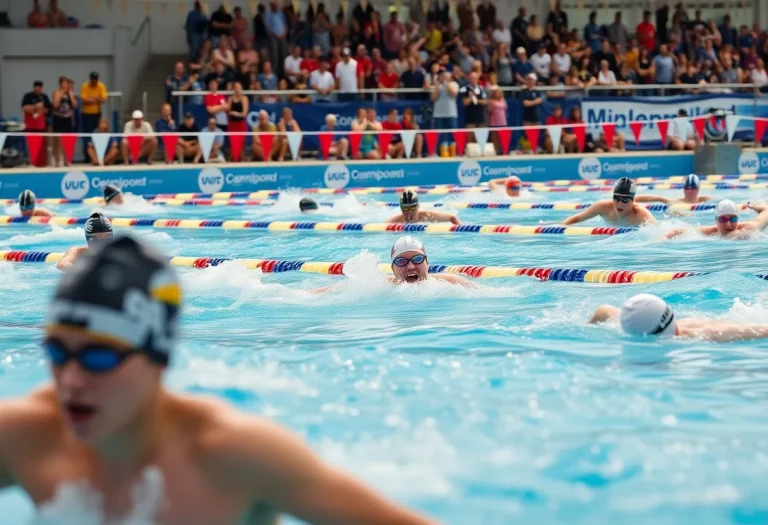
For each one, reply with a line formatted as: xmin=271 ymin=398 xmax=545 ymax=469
xmin=387 ymin=190 xmax=461 ymax=225
xmin=56 ymin=212 xmax=113 ymax=270
xmin=299 ymin=197 xmax=319 ymax=213
xmin=589 ymin=293 xmax=768 ymax=342
xmin=664 ymin=199 xmax=768 ymax=239
xmin=634 ymin=174 xmax=712 ymax=205
xmin=18 ymin=189 xmax=54 ymax=217
xmin=103 ymin=183 xmax=124 ymax=206
xmin=0 ymin=236 xmax=437 ymax=525
xmin=487 ymin=176 xmax=522 ymax=198
xmin=561 ymin=177 xmax=657 ymax=227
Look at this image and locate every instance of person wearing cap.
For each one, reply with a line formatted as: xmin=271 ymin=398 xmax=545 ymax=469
xmin=334 ymin=47 xmax=359 ymax=102
xmin=589 ymin=293 xmax=768 ymax=342
xmin=0 ymin=236 xmax=438 ymax=525
xmin=103 ymin=184 xmax=124 ymax=206
xmin=488 ymin=176 xmax=522 ymax=198
xmin=388 ymin=236 xmax=473 ymax=286
xmin=80 ymin=71 xmax=107 ymax=152
xmin=387 ymin=190 xmax=461 ymax=225
xmin=299 ymin=197 xmax=319 ymax=213
xmin=121 ymin=110 xmax=157 ymax=164
xmin=664 ymin=199 xmax=768 ymax=239
xmin=56 ymin=212 xmax=114 ymax=270
xmin=562 ymin=177 xmax=657 ymax=226
xmin=18 ymin=189 xmax=54 ymax=218
xmin=635 ymin=173 xmax=712 ymax=205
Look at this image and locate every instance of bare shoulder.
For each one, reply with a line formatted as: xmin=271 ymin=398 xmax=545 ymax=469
xmin=0 ymin=387 xmax=63 ymax=453
xmin=698 ymin=225 xmax=718 ymax=235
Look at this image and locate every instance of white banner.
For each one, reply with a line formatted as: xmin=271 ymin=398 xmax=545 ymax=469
xmin=0 ymin=133 xmax=6 ymax=155
xmin=547 ymin=125 xmax=562 ymax=153
xmin=286 ymin=132 xmax=302 ymax=160
xmin=473 ymin=128 xmax=489 ymax=153
xmin=198 ymin=132 xmax=216 ymax=162
xmin=90 ymin=134 xmax=110 ymax=165
xmin=726 ymin=115 xmax=740 ymax=143
xmin=401 ymin=130 xmax=416 ymax=158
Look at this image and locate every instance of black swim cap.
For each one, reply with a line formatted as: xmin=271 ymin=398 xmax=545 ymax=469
xmin=299 ymin=197 xmax=318 ymax=212
xmin=400 ymin=190 xmax=419 ymax=209
xmin=613 ymin=177 xmax=636 ymax=197
xmin=85 ymin=212 xmax=113 ymax=240
xmin=103 ymin=184 xmax=122 ymax=204
xmin=45 ymin=236 xmax=181 ymax=365
xmin=18 ymin=190 xmax=35 ymax=210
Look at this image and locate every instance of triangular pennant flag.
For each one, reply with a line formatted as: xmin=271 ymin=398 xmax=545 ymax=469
xmin=127 ymin=135 xmax=143 ymax=163
xmin=726 ymin=115 xmax=740 ymax=143
xmin=524 ymin=127 xmax=540 ymax=153
xmin=572 ymin=125 xmax=586 ymax=152
xmin=754 ymin=118 xmax=768 ymax=144
xmin=60 ymin=134 xmax=77 ymax=164
xmin=601 ymin=123 xmax=616 ymax=149
xmin=453 ymin=130 xmax=467 ymax=156
xmin=496 ymin=128 xmax=511 ymax=154
xmin=692 ymin=117 xmax=706 ymax=141
xmin=473 ymin=128 xmax=489 ymax=154
xmin=378 ymin=132 xmax=393 ymax=158
xmin=0 ymin=133 xmax=6 ymax=154
xmin=286 ymin=132 xmax=302 ymax=160
xmin=547 ymin=125 xmax=562 ymax=153
xmin=656 ymin=120 xmax=669 ymax=145
xmin=423 ymin=130 xmax=439 ymax=156
xmin=401 ymin=130 xmax=416 ymax=158
xmin=162 ymin=134 xmax=179 ymax=163
xmin=229 ymin=133 xmax=244 ymax=161
xmin=257 ymin=134 xmax=274 ymax=162
xmin=318 ymin=132 xmax=333 ymax=160
xmin=629 ymin=122 xmax=644 ymax=145
xmin=25 ymin=134 xmax=44 ymax=164
xmin=91 ymin=133 xmax=110 ymax=165
xmin=198 ymin=132 xmax=216 ymax=162
xmin=249 ymin=0 xmax=257 ymax=15
xmin=348 ymin=132 xmax=361 ymax=158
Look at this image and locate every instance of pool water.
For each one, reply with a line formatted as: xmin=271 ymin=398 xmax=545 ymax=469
xmin=1 ymin=184 xmax=768 ymax=524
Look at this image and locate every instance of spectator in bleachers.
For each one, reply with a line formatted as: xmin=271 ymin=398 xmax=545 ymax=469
xmin=232 ymin=6 xmax=249 ymax=50
xmin=312 ymin=4 xmax=331 ymax=55
xmin=331 ymin=12 xmax=347 ymax=48
xmin=531 ymin=44 xmax=551 ymax=83
xmin=510 ymin=7 xmax=528 ymax=51
xmin=205 ymin=61 xmax=233 ymax=91
xmin=20 ymin=80 xmax=51 ymax=167
xmin=154 ymin=103 xmax=178 ymax=164
xmin=513 ymin=47 xmax=533 ymax=86
xmin=376 ymin=60 xmax=399 ymax=100
xmin=276 ymin=107 xmax=301 ymax=161
xmin=266 ymin=0 xmax=289 ymax=76
xmin=121 ymin=110 xmax=157 ymax=165
xmin=752 ymin=58 xmax=768 ymax=92
xmin=653 ymin=44 xmax=676 ymax=87
xmin=252 ymin=110 xmax=279 ymax=161
xmin=583 ymin=11 xmax=601 ymax=54
xmin=351 ymin=107 xmax=380 ymax=160
xmin=202 ymin=117 xmax=225 ymax=162
xmin=80 ymin=72 xmax=107 ymax=153
xmin=284 ymin=46 xmax=303 ymax=84
xmin=719 ymin=14 xmax=737 ymax=48
xmin=51 ymin=76 xmax=77 ymax=167
xmin=430 ymin=67 xmax=458 ymax=142
xmin=400 ymin=56 xmax=427 ymax=101
xmin=595 ymin=40 xmax=617 ymax=74
xmin=383 ymin=11 xmax=406 ymax=60
xmin=86 ymin=118 xmax=120 ymax=166
xmin=381 ymin=108 xmax=405 ymax=159
xmin=47 ymin=0 xmax=67 ymax=28
xmin=491 ymin=43 xmax=513 ymax=87
xmin=237 ymin=40 xmax=259 ymax=72
xmin=356 ymin=45 xmax=374 ymax=94
xmin=552 ymin=42 xmax=571 ymax=79
xmin=525 ymin=15 xmax=544 ymax=53
xmin=607 ymin=12 xmax=629 ymax=50
xmin=204 ymin=79 xmax=228 ymax=131
xmin=185 ymin=1 xmax=208 ymax=62
xmin=190 ymin=39 xmax=213 ymax=78
xmin=460 ymin=71 xmax=487 ymax=132
xmin=213 ymin=38 xmax=236 ymax=70
xmin=636 ymin=10 xmax=656 ymax=53
xmin=27 ymin=0 xmax=46 ymax=28
xmin=209 ymin=4 xmax=233 ymax=49
xmin=319 ymin=114 xmax=349 ymax=160
xmin=520 ymin=73 xmax=542 ymax=128
xmin=309 ymin=57 xmax=335 ymax=102
xmin=166 ymin=62 xmax=191 ymax=105
xmin=597 ymin=59 xmax=617 ymax=90
xmin=290 ymin=75 xmax=312 ymax=103
xmin=257 ymin=60 xmax=279 ymax=103
xmin=176 ymin=113 xmax=202 ymax=164
xmin=335 ymin=47 xmax=358 ymax=101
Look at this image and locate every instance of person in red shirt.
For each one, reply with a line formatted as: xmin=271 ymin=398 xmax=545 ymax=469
xmin=204 ymin=79 xmax=229 ymax=131
xmin=636 ymin=10 xmax=656 ymax=52
xmin=380 ymin=108 xmax=405 ymax=158
xmin=20 ymin=81 xmax=52 ymax=167
xmin=377 ymin=61 xmax=399 ymax=100
xmin=300 ymin=46 xmax=319 ymax=75
xmin=356 ymin=44 xmax=374 ymax=92
xmin=541 ymin=105 xmax=569 ymax=154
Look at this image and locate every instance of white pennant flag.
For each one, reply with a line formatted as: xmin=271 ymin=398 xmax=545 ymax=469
xmin=0 ymin=133 xmax=6 ymax=154
xmin=90 ymin=134 xmax=110 ymax=165
xmin=286 ymin=132 xmax=303 ymax=160
xmin=726 ymin=115 xmax=740 ymax=143
xmin=473 ymin=128 xmax=489 ymax=154
xmin=198 ymin=132 xmax=216 ymax=162
xmin=547 ymin=125 xmax=563 ymax=153
xmin=401 ymin=129 xmax=416 ymax=158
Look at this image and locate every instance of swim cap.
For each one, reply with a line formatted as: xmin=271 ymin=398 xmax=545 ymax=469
xmin=400 ymin=190 xmax=419 ymax=209
xmin=391 ymin=236 xmax=426 ymax=261
xmin=613 ymin=177 xmax=636 ymax=198
xmin=715 ymin=199 xmax=739 ymax=217
xmin=103 ymin=184 xmax=122 ymax=204
xmin=299 ymin=197 xmax=318 ymax=212
xmin=684 ymin=174 xmax=700 ymax=189
xmin=620 ymin=294 xmax=676 ymax=337
xmin=506 ymin=176 xmax=521 ymax=190
xmin=18 ymin=190 xmax=35 ymax=210
xmin=45 ymin=236 xmax=181 ymax=364
xmin=84 ymin=212 xmax=113 ymax=240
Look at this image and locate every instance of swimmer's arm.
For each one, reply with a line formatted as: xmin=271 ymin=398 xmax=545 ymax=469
xmin=663 ymin=228 xmax=688 ymax=239
xmin=426 ymin=210 xmax=461 ymax=225
xmin=747 ymin=203 xmax=768 ymax=230
xmin=561 ymin=202 xmax=604 ymax=226
xmin=588 ymin=305 xmax=620 ymax=324
xmin=35 ymin=208 xmax=55 ymax=217
xmin=487 ymin=178 xmax=506 ymax=190
xmin=698 ymin=195 xmax=712 ymax=202
xmin=634 ymin=195 xmax=671 ymax=203
xmin=310 ymin=282 xmax=341 ymax=294
xmin=434 ymin=273 xmax=477 ymax=288
xmin=56 ymin=247 xmax=85 ymax=270
xmin=638 ymin=206 xmax=658 ymax=225
xmin=689 ymin=323 xmax=768 ymax=343
xmin=386 ymin=213 xmax=404 ymax=224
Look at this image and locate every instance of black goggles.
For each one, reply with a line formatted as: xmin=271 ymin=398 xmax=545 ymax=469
xmin=613 ymin=195 xmax=634 ymax=204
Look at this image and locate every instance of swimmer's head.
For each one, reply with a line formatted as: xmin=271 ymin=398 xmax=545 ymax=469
xmin=103 ymin=184 xmax=124 ymax=206
xmin=390 ymin=235 xmax=428 ymax=283
xmin=683 ymin=173 xmax=700 ymax=198
xmin=299 ymin=197 xmax=319 ymax=213
xmin=400 ymin=190 xmax=419 ymax=222
xmin=44 ymin=236 xmax=181 ymax=441
xmin=84 ymin=212 xmax=114 ymax=248
xmin=620 ymin=294 xmax=677 ymax=337
xmin=18 ymin=190 xmax=36 ymax=217
xmin=715 ymin=198 xmax=739 ymax=234
xmin=506 ymin=176 xmax=521 ymax=197
xmin=612 ymin=177 xmax=636 ymax=215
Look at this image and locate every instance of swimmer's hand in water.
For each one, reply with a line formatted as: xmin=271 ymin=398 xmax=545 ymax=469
xmin=588 ymin=305 xmax=619 ymax=324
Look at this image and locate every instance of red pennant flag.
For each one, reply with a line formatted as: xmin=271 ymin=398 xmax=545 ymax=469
xmin=162 ymin=134 xmax=179 ymax=163
xmin=378 ymin=132 xmax=392 ymax=158
xmin=628 ymin=122 xmax=643 ymax=145
xmin=60 ymin=134 xmax=77 ymax=164
xmin=127 ymin=135 xmax=143 ymax=164
xmin=453 ymin=130 xmax=467 ymax=156
xmin=257 ymin=133 xmax=274 ymax=162
xmin=602 ymin=123 xmax=616 ymax=149
xmin=656 ymin=120 xmax=669 ymax=145
xmin=755 ymin=118 xmax=768 ymax=143
xmin=692 ymin=117 xmax=706 ymax=141
xmin=709 ymin=114 xmax=717 ymax=128
xmin=496 ymin=128 xmax=511 ymax=155
xmin=572 ymin=125 xmax=586 ymax=152
xmin=25 ymin=134 xmax=44 ymax=164
xmin=423 ymin=131 xmax=439 ymax=156
xmin=524 ymin=127 xmax=540 ymax=153
xmin=348 ymin=132 xmax=362 ymax=158
xmin=228 ymin=133 xmax=244 ymax=162
xmin=318 ymin=132 xmax=333 ymax=160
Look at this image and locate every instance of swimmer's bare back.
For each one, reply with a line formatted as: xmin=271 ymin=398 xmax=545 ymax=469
xmin=0 ymin=388 xmax=437 ymax=525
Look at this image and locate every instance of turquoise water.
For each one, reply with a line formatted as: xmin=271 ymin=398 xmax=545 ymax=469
xmin=1 ymin=185 xmax=768 ymax=524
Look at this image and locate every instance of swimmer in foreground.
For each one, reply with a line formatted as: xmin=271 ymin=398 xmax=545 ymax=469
xmin=487 ymin=176 xmax=522 ymax=198
xmin=664 ymin=199 xmax=768 ymax=239
xmin=387 ymin=190 xmax=461 ymax=225
xmin=56 ymin=212 xmax=113 ymax=270
xmin=0 ymin=236 xmax=438 ymax=525
xmin=103 ymin=183 xmax=124 ymax=206
xmin=634 ymin=174 xmax=712 ymax=204
xmin=299 ymin=197 xmax=319 ymax=213
xmin=561 ymin=177 xmax=657 ymax=227
xmin=589 ymin=293 xmax=768 ymax=342
xmin=18 ymin=189 xmax=54 ymax=217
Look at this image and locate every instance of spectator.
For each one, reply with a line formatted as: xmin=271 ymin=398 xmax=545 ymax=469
xmin=154 ymin=103 xmax=178 ymax=164
xmin=752 ymin=58 xmax=768 ymax=92
xmin=209 ymin=4 xmax=233 ymax=49
xmin=185 ymin=1 xmax=208 ymax=61
xmin=513 ymin=47 xmax=534 ymax=85
xmin=312 ymin=4 xmax=331 ymax=55
xmin=460 ymin=71 xmax=487 ymax=131
xmin=431 ymin=68 xmax=459 ymax=146
xmin=488 ymin=88 xmax=507 ymax=153
xmin=275 ymin=107 xmax=301 ymax=161
xmin=616 ymin=63 xmax=637 ymax=95
xmin=652 ymin=44 xmax=676 ymax=87
xmin=251 ymin=110 xmax=279 ymax=161
xmin=86 ymin=118 xmax=119 ymax=166
xmin=719 ymin=14 xmax=737 ymax=48
xmin=526 ymin=15 xmax=544 ymax=52
xmin=543 ymin=104 xmax=568 ymax=153
xmin=166 ymin=62 xmax=191 ymax=105
xmin=636 ymin=10 xmax=656 ymax=52
xmin=190 ymin=39 xmax=214 ymax=78
xmin=253 ymin=4 xmax=268 ymax=51
xmin=335 ymin=47 xmax=358 ymax=101
xmin=80 ymin=71 xmax=107 ymax=139
xmin=227 ymin=81 xmax=249 ymax=145
xmin=383 ymin=11 xmax=405 ymax=60
xmin=302 ymin=46 xmax=321 ymax=74
xmin=232 ymin=6 xmax=249 ymax=50
xmin=530 ymin=44 xmax=551 ymax=82
xmin=510 ymin=7 xmax=528 ymax=52
xmin=185 ymin=72 xmax=205 ymax=105
xmin=547 ymin=73 xmax=567 ymax=100
xmin=331 ymin=12 xmax=348 ymax=48
xmin=520 ymin=73 xmax=543 ymax=127
xmin=51 ymin=76 xmax=77 ymax=167
xmin=202 ymin=117 xmax=226 ymax=162
xmin=583 ymin=11 xmax=601 ymax=53
xmin=597 ymin=59 xmax=617 ymax=87
xmin=237 ymin=40 xmax=259 ymax=71
xmin=310 ymin=58 xmax=335 ymax=101
xmin=266 ymin=0 xmax=288 ymax=76
xmin=257 ymin=61 xmax=278 ymax=103
xmin=678 ymin=62 xmax=704 ymax=93
xmin=351 ymin=107 xmax=380 ymax=159
xmin=607 ymin=12 xmax=629 ymax=51
xmin=290 ymin=74 xmax=312 ymax=103
xmin=595 ymin=40 xmax=617 ymax=74
xmin=28 ymin=0 xmax=46 ymax=28
xmin=668 ymin=109 xmax=696 ymax=151
xmin=624 ymin=38 xmax=640 ymax=70
xmin=284 ymin=46 xmax=303 ymax=84
xmin=656 ymin=4 xmax=669 ymax=43
xmin=577 ymin=56 xmax=597 ymax=87
xmin=552 ymin=42 xmax=571 ymax=79
xmin=319 ymin=114 xmax=349 ymax=160
xmin=401 ymin=107 xmax=423 ymax=158
xmin=636 ymin=47 xmax=653 ymax=92
xmin=493 ymin=43 xmax=514 ymax=86
xmin=205 ymin=61 xmax=233 ymax=91
xmin=400 ymin=57 xmax=427 ymax=101
xmin=176 ymin=112 xmax=202 ymax=164
xmin=47 ymin=0 xmax=67 ymax=28
xmin=121 ymin=110 xmax=157 ymax=164
xmin=546 ymin=0 xmax=568 ymax=36
xmin=204 ymin=79 xmax=229 ymax=131
xmin=491 ymin=20 xmax=511 ymax=46
xmin=719 ymin=55 xmax=743 ymax=84
xmin=212 ymin=38 xmax=236 ymax=70
xmin=381 ymin=108 xmax=405 ymax=159
xmin=355 ymin=45 xmax=374 ymax=94
xmin=21 ymin=80 xmax=51 ymax=167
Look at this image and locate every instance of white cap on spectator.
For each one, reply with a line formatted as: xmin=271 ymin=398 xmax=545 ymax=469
xmin=516 ymin=46 xmax=526 ymax=54
xmin=132 ymin=110 xmax=143 ymax=119
xmin=342 ymin=47 xmax=351 ymax=55
xmin=527 ymin=72 xmax=537 ymax=80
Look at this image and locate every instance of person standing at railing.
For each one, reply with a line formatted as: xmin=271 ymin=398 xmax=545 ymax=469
xmin=27 ymin=0 xmax=46 ymax=28
xmin=310 ymin=57 xmax=335 ymax=102
xmin=276 ymin=107 xmax=301 ymax=161
xmin=226 ymin=82 xmax=249 ymax=150
xmin=209 ymin=3 xmax=233 ymax=50
xmin=121 ymin=110 xmax=157 ymax=165
xmin=185 ymin=1 xmax=208 ymax=62
xmin=266 ymin=0 xmax=288 ymax=77
xmin=400 ymin=57 xmax=428 ymax=101
xmin=335 ymin=47 xmax=359 ymax=102
xmin=165 ymin=62 xmax=191 ymax=106
xmin=204 ymin=79 xmax=229 ymax=132
xmin=751 ymin=58 xmax=768 ymax=93
xmin=652 ymin=44 xmax=676 ymax=94
xmin=51 ymin=76 xmax=77 ymax=167
xmin=431 ymin=68 xmax=458 ymax=155
xmin=79 ymin=72 xmax=107 ymax=154
xmin=21 ymin=80 xmax=51 ymax=168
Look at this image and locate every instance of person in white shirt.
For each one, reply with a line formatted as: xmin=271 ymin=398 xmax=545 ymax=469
xmin=667 ymin=108 xmax=696 ymax=151
xmin=491 ymin=20 xmax=511 ymax=46
xmin=334 ymin=47 xmax=358 ymax=101
xmin=310 ymin=57 xmax=335 ymax=102
xmin=751 ymin=58 xmax=768 ymax=89
xmin=121 ymin=110 xmax=157 ymax=164
xmin=597 ymin=59 xmax=617 ymax=86
xmin=552 ymin=42 xmax=571 ymax=77
xmin=211 ymin=38 xmax=236 ymax=70
xmin=283 ymin=45 xmax=303 ymax=85
xmin=530 ymin=45 xmax=551 ymax=82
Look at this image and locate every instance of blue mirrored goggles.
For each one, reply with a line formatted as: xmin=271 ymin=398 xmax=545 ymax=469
xmin=43 ymin=338 xmax=141 ymax=374
xmin=392 ymin=254 xmax=426 ymax=267
xmin=19 ymin=204 xmax=34 ymax=211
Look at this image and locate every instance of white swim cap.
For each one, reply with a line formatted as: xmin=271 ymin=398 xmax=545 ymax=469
xmin=715 ymin=199 xmax=739 ymax=217
xmin=391 ymin=236 xmax=425 ymax=261
xmin=620 ymin=294 xmax=677 ymax=337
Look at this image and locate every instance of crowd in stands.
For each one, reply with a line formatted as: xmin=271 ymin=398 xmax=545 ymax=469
xmin=26 ymin=0 xmax=76 ymax=28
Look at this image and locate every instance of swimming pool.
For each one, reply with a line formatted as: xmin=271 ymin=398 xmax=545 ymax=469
xmin=1 ymin=182 xmax=768 ymax=524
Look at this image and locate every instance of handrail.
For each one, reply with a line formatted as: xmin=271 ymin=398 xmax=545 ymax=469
xmin=131 ymin=16 xmax=151 ymax=47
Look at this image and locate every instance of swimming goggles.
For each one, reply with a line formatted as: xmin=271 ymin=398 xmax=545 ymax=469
xmin=19 ymin=204 xmax=34 ymax=211
xmin=717 ymin=215 xmax=738 ymax=224
xmin=613 ymin=195 xmax=633 ymax=204
xmin=393 ymin=254 xmax=426 ymax=267
xmin=507 ymin=185 xmax=521 ymax=191
xmin=43 ymin=338 xmax=142 ymax=374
